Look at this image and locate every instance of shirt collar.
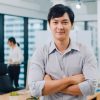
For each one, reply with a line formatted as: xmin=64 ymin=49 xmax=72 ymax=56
xmin=49 ymin=41 xmax=56 ymax=54
xmin=49 ymin=39 xmax=80 ymax=54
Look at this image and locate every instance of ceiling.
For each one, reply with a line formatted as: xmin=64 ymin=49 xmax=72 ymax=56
xmin=22 ymin=0 xmax=96 ymax=4
xmin=64 ymin=0 xmax=96 ymax=2
xmin=50 ymin=0 xmax=97 ymax=14
xmin=22 ymin=0 xmax=97 ymax=15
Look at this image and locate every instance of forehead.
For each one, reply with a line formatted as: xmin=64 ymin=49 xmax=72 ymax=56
xmin=8 ymin=40 xmax=12 ymax=43
xmin=51 ymin=13 xmax=70 ymax=21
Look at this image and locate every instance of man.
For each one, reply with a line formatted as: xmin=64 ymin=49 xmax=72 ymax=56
xmin=8 ymin=37 xmax=23 ymax=89
xmin=28 ymin=4 xmax=98 ymax=100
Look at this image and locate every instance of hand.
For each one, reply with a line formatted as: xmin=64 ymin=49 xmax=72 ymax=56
xmin=70 ymin=74 xmax=85 ymax=85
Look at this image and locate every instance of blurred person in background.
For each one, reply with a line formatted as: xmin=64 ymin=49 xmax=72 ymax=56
xmin=7 ymin=37 xmax=23 ymax=89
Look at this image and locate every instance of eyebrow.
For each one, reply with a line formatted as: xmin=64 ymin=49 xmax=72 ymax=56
xmin=52 ymin=19 xmax=69 ymax=21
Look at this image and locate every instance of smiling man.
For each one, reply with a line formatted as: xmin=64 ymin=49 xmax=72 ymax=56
xmin=28 ymin=4 xmax=98 ymax=100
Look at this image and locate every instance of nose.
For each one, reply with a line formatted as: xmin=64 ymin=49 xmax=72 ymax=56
xmin=57 ymin=23 xmax=63 ymax=29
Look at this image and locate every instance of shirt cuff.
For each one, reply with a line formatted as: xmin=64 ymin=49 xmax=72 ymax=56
xmin=29 ymin=80 xmax=45 ymax=97
xmin=78 ymin=80 xmax=96 ymax=96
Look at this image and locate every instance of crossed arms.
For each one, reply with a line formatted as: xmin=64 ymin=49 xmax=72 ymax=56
xmin=28 ymin=46 xmax=97 ymax=97
xmin=42 ymin=74 xmax=85 ymax=96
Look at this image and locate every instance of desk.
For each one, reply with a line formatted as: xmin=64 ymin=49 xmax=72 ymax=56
xmin=87 ymin=92 xmax=100 ymax=100
xmin=0 ymin=90 xmax=31 ymax=100
xmin=1 ymin=90 xmax=100 ymax=100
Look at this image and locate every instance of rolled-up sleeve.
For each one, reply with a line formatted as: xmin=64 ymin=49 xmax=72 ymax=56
xmin=28 ymin=47 xmax=46 ymax=97
xmin=78 ymin=80 xmax=97 ymax=96
xmin=79 ymin=47 xmax=98 ymax=96
xmin=29 ymin=80 xmax=45 ymax=97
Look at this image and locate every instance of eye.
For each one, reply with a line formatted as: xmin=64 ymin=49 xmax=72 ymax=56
xmin=63 ymin=21 xmax=68 ymax=24
xmin=53 ymin=21 xmax=58 ymax=24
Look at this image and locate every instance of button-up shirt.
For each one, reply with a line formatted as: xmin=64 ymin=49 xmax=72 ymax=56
xmin=28 ymin=40 xmax=98 ymax=100
xmin=8 ymin=45 xmax=23 ymax=64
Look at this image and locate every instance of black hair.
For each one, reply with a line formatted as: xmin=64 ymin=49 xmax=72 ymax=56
xmin=8 ymin=37 xmax=16 ymax=44
xmin=17 ymin=42 xmax=20 ymax=47
xmin=47 ymin=4 xmax=74 ymax=25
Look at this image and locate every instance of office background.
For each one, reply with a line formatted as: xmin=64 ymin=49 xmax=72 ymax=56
xmin=0 ymin=0 xmax=99 ymax=88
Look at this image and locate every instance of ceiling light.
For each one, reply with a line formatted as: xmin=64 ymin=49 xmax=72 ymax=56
xmin=76 ymin=0 xmax=81 ymax=9
xmin=76 ymin=3 xmax=81 ymax=9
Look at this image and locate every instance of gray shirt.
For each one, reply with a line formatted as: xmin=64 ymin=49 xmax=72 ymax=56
xmin=28 ymin=40 xmax=98 ymax=100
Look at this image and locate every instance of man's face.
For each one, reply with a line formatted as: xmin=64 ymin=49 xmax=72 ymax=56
xmin=49 ymin=13 xmax=73 ymax=41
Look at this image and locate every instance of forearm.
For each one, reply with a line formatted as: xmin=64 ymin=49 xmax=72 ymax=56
xmin=60 ymin=84 xmax=82 ymax=96
xmin=42 ymin=74 xmax=85 ymax=96
xmin=42 ymin=77 xmax=71 ymax=95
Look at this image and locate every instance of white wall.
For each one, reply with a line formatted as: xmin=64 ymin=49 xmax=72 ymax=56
xmin=75 ymin=14 xmax=97 ymax=22
xmin=97 ymin=0 xmax=100 ymax=67
xmin=0 ymin=0 xmax=51 ymax=19
xmin=33 ymin=30 xmax=53 ymax=48
xmin=97 ymin=0 xmax=100 ymax=47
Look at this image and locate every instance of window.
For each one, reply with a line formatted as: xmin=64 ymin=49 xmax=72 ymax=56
xmin=28 ymin=18 xmax=44 ymax=58
xmin=4 ymin=15 xmax=24 ymax=87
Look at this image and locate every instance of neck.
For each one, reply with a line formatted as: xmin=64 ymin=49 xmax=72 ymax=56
xmin=55 ymin=38 xmax=70 ymax=53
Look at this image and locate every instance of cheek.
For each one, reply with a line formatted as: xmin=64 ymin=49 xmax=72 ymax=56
xmin=65 ymin=26 xmax=72 ymax=31
xmin=50 ymin=26 xmax=56 ymax=32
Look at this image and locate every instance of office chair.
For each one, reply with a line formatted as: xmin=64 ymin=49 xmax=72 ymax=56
xmin=0 ymin=74 xmax=14 ymax=94
xmin=0 ymin=63 xmax=8 ymax=76
xmin=0 ymin=63 xmax=14 ymax=94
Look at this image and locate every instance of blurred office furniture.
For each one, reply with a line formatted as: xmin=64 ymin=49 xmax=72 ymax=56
xmin=0 ymin=63 xmax=14 ymax=94
xmin=0 ymin=89 xmax=100 ymax=100
xmin=0 ymin=89 xmax=31 ymax=100
xmin=87 ymin=92 xmax=100 ymax=100
xmin=0 ymin=63 xmax=8 ymax=76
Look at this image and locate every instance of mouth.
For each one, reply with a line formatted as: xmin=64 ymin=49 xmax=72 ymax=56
xmin=56 ymin=32 xmax=65 ymax=35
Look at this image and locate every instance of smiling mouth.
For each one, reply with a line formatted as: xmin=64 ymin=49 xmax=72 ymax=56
xmin=56 ymin=32 xmax=64 ymax=34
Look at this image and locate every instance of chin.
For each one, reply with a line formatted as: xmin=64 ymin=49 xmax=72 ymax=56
xmin=56 ymin=37 xmax=65 ymax=41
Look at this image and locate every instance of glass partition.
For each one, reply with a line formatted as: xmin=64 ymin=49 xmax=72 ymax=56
xmin=4 ymin=15 xmax=24 ymax=88
xmin=28 ymin=18 xmax=44 ymax=58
